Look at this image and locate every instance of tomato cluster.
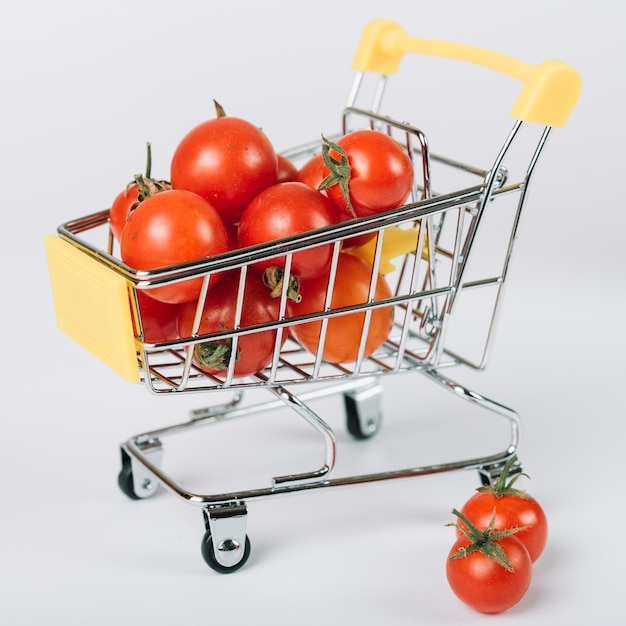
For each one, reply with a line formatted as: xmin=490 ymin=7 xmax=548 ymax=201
xmin=446 ymin=456 xmax=548 ymax=614
xmin=111 ymin=103 xmax=414 ymax=378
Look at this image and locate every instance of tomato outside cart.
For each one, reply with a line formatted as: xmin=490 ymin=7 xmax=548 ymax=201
xmin=45 ymin=19 xmax=581 ymax=573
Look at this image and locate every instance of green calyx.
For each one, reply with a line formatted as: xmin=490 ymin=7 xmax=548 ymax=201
xmin=318 ymin=134 xmax=356 ymax=218
xmin=478 ymin=455 xmax=533 ymax=500
xmin=447 ymin=508 xmax=529 ymax=572
xmin=133 ymin=172 xmax=169 ymax=200
xmin=195 ymin=338 xmax=240 ymax=371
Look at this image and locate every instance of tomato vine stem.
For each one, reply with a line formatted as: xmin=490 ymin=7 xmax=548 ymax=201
xmin=213 ymin=99 xmax=227 ymax=118
xmin=263 ymin=266 xmax=302 ymax=302
xmin=144 ymin=141 xmax=152 ymax=179
xmin=478 ymin=455 xmax=532 ymax=500
xmin=318 ymin=135 xmax=357 ymax=218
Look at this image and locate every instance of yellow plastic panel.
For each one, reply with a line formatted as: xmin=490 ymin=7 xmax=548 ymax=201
xmin=352 ymin=19 xmax=581 ymax=127
xmin=349 ymin=226 xmax=425 ymax=274
xmin=45 ymin=235 xmax=140 ymax=383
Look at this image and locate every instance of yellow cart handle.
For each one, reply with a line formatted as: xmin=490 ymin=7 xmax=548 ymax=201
xmin=352 ymin=19 xmax=581 ymax=127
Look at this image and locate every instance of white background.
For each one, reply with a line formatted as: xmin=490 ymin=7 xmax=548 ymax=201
xmin=2 ymin=0 xmax=625 ymax=624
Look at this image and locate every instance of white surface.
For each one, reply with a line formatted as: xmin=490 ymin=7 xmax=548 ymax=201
xmin=2 ymin=1 xmax=625 ymax=624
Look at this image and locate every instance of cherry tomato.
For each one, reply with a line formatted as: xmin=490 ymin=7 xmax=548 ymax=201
xmin=276 ymin=154 xmax=298 ymax=183
xmin=133 ymin=290 xmax=181 ymax=344
xmin=295 ymin=153 xmax=327 ymax=192
xmin=110 ymin=143 xmax=170 ymax=242
xmin=170 ymin=109 xmax=278 ymax=226
xmin=456 ymin=457 xmax=548 ymax=563
xmin=287 ymin=253 xmax=394 ymax=364
xmin=446 ymin=533 xmax=532 ymax=614
xmin=120 ymin=189 xmax=228 ymax=304
xmin=320 ymin=130 xmax=414 ymax=218
xmin=296 ymin=154 xmax=375 ymax=250
xmin=237 ymin=181 xmax=341 ymax=281
xmin=110 ymin=182 xmax=141 ymax=242
xmin=177 ymin=270 xmax=285 ymax=378
xmin=457 ymin=492 xmax=547 ymax=563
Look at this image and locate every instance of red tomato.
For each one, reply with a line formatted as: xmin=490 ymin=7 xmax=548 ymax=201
xmin=295 ymin=153 xmax=326 ymax=192
xmin=110 ymin=183 xmax=141 ymax=242
xmin=110 ymin=143 xmax=170 ymax=242
xmin=447 ymin=533 xmax=532 ymax=614
xmin=177 ymin=270 xmax=285 ymax=378
xmin=296 ymin=154 xmax=375 ymax=250
xmin=456 ymin=458 xmax=548 ymax=563
xmin=287 ymin=253 xmax=394 ymax=364
xmin=237 ymin=181 xmax=341 ymax=281
xmin=276 ymin=154 xmax=298 ymax=183
xmin=133 ymin=290 xmax=181 ymax=344
xmin=320 ymin=130 xmax=414 ymax=218
xmin=170 ymin=111 xmax=278 ymax=226
xmin=120 ymin=189 xmax=228 ymax=304
xmin=111 ymin=180 xmax=171 ymax=242
xmin=457 ymin=491 xmax=547 ymax=563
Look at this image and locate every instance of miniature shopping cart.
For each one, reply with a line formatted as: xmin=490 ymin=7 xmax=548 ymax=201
xmin=45 ymin=19 xmax=580 ymax=573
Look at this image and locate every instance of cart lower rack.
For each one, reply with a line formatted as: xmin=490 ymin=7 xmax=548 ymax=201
xmin=45 ymin=19 xmax=580 ymax=572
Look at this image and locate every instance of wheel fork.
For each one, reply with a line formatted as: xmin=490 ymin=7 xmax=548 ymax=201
xmin=203 ymin=503 xmax=249 ymax=569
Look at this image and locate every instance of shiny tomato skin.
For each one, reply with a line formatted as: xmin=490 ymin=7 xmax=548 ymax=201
xmin=237 ymin=181 xmax=342 ymax=280
xmin=296 ymin=153 xmax=374 ymax=249
xmin=457 ymin=492 xmax=548 ymax=563
xmin=177 ymin=270 xmax=285 ymax=378
xmin=276 ymin=154 xmax=298 ymax=183
xmin=133 ymin=290 xmax=181 ymax=344
xmin=295 ymin=153 xmax=326 ymax=192
xmin=110 ymin=183 xmax=140 ymax=242
xmin=120 ymin=189 xmax=229 ymax=304
xmin=170 ymin=116 xmax=278 ymax=226
xmin=324 ymin=129 xmax=414 ymax=218
xmin=110 ymin=181 xmax=172 ymax=242
xmin=446 ymin=534 xmax=532 ymax=614
xmin=287 ymin=253 xmax=393 ymax=364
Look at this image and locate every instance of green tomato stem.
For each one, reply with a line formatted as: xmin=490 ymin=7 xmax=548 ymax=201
xmin=318 ymin=134 xmax=356 ymax=218
xmin=145 ymin=141 xmax=152 ymax=179
xmin=479 ymin=455 xmax=532 ymax=499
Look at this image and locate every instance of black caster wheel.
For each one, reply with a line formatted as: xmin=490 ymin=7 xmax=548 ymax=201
xmin=118 ymin=466 xmax=142 ymax=500
xmin=201 ymin=531 xmax=251 ymax=574
xmin=118 ymin=449 xmax=143 ymax=500
xmin=344 ymin=384 xmax=383 ymax=440
xmin=117 ymin=447 xmax=160 ymax=500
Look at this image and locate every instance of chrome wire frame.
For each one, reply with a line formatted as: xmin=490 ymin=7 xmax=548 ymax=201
xmin=121 ymin=371 xmax=520 ymax=508
xmin=59 ymin=69 xmax=554 ymax=526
